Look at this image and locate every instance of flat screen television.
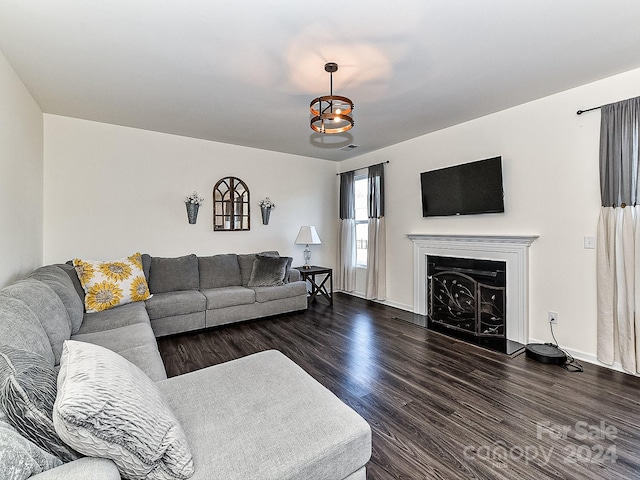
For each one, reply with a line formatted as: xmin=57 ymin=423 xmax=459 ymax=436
xmin=421 ymin=156 xmax=504 ymax=217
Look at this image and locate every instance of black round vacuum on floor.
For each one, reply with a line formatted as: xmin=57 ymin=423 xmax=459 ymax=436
xmin=525 ymin=343 xmax=567 ymax=365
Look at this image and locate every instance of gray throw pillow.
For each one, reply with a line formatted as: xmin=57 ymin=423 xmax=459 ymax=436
xmin=148 ymin=254 xmax=199 ymax=294
xmin=53 ymin=341 xmax=194 ymax=480
xmin=0 ymin=422 xmax=62 ymax=479
xmin=238 ymin=251 xmax=279 ymax=286
xmin=0 ymin=346 xmax=80 ymax=463
xmin=247 ymin=255 xmax=289 ymax=287
xmin=283 ymin=256 xmax=293 ymax=284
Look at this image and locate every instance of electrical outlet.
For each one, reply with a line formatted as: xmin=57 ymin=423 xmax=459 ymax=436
xmin=548 ymin=311 xmax=559 ymax=325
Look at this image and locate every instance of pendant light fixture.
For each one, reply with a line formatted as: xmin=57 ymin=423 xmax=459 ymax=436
xmin=310 ymin=62 xmax=354 ymax=134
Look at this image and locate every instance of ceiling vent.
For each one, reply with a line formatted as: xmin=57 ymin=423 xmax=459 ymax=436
xmin=340 ymin=144 xmax=359 ymax=151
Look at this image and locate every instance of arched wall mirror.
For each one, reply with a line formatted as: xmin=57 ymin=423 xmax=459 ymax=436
xmin=213 ymin=177 xmax=250 ymax=231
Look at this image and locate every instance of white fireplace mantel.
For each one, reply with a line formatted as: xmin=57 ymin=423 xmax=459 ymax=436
xmin=407 ymin=234 xmax=539 ymax=346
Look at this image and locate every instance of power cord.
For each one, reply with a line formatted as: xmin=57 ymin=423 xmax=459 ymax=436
xmin=547 ymin=323 xmax=583 ymax=372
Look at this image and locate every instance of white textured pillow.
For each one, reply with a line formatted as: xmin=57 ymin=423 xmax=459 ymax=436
xmin=53 ymin=341 xmax=194 ymax=480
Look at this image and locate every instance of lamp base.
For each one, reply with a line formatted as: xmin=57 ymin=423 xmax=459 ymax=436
xmin=303 ymin=245 xmax=311 ymax=268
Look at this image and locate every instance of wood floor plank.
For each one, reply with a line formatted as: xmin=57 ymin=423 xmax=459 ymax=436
xmin=157 ymin=293 xmax=640 ymax=479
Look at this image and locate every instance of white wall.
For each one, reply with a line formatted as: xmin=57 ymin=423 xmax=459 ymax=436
xmin=43 ymin=115 xmax=337 ymax=269
xmin=338 ymin=67 xmax=640 ymax=361
xmin=0 ymin=50 xmax=43 ymax=287
xmin=29 ymin=63 xmax=640 ymax=366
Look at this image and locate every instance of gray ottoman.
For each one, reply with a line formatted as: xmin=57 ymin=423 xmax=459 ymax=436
xmin=157 ymin=350 xmax=371 ymax=480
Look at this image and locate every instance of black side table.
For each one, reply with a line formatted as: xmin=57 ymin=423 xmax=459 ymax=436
xmin=295 ymin=266 xmax=333 ymax=305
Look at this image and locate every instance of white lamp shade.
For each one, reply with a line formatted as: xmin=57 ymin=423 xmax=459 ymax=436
xmin=294 ymin=226 xmax=321 ymax=245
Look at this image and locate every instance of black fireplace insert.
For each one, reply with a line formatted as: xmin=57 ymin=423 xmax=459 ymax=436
xmin=428 ymin=255 xmax=517 ymax=353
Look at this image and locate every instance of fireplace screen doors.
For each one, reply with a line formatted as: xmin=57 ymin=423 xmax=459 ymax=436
xmin=428 ymin=256 xmax=506 ymax=339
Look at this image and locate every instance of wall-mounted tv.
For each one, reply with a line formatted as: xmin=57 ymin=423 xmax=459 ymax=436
xmin=421 ymin=156 xmax=504 ymax=217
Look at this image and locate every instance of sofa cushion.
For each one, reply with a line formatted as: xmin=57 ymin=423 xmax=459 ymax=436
xmin=238 ymin=251 xmax=279 ymax=286
xmin=198 ymin=254 xmax=242 ymax=289
xmin=283 ymin=256 xmax=293 ymax=283
xmin=59 ymin=262 xmax=86 ymax=304
xmin=71 ymin=323 xmax=159 ymax=357
xmin=0 ymin=297 xmax=54 ymax=366
xmin=0 ymin=347 xmax=80 ymax=462
xmin=157 ymin=350 xmax=371 ymax=480
xmin=145 ymin=291 xmax=206 ymax=320
xmin=237 ymin=254 xmax=256 ymax=287
xmin=141 ymin=253 xmax=152 ymax=282
xmin=117 ymin=345 xmax=167 ymax=383
xmin=61 ymin=260 xmax=84 ymax=305
xmin=0 ymin=279 xmax=71 ymax=365
xmin=0 ymin=422 xmax=62 ymax=479
xmin=150 ymin=312 xmax=205 ymax=338
xmin=73 ymin=253 xmax=152 ymax=313
xmin=76 ymin=301 xmax=151 ymax=335
xmin=73 ymin=323 xmax=167 ymax=382
xmin=53 ymin=341 xmax=194 ymax=480
xmin=201 ymin=286 xmax=255 ymax=310
xmin=29 ymin=265 xmax=84 ymax=335
xmin=288 ymin=266 xmax=301 ymax=283
xmin=252 ymin=281 xmax=308 ymax=303
xmin=149 ymin=254 xmax=199 ymax=294
xmin=247 ymin=255 xmax=289 ymax=287
xmin=27 ymin=457 xmax=121 ymax=480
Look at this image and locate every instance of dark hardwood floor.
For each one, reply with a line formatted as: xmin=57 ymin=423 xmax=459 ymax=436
xmin=157 ymin=293 xmax=640 ymax=480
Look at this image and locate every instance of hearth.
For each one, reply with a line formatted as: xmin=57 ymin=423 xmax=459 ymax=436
xmin=428 ymin=255 xmax=512 ymax=353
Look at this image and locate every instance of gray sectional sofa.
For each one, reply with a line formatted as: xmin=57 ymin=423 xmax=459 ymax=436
xmin=139 ymin=252 xmax=308 ymax=336
xmin=0 ymin=252 xmax=372 ymax=479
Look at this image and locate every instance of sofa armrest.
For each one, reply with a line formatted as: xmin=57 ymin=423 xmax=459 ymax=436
xmin=30 ymin=457 xmax=119 ymax=480
xmin=288 ymin=268 xmax=301 ymax=282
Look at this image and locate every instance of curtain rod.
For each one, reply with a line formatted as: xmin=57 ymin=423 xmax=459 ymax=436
xmin=576 ymin=105 xmax=603 ymax=115
xmin=336 ymin=160 xmax=389 ymax=176
xmin=577 ymin=95 xmax=640 ymax=115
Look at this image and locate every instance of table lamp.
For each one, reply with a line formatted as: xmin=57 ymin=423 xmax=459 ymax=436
xmin=294 ymin=226 xmax=321 ymax=269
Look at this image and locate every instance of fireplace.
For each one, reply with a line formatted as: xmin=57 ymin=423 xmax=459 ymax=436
xmin=428 ymin=255 xmax=507 ymax=351
xmin=408 ymin=234 xmax=538 ymax=355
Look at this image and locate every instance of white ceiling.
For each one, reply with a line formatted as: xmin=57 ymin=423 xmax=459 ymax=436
xmin=1 ymin=1 xmax=640 ymax=161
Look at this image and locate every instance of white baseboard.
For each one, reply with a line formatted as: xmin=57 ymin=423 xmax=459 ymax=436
xmin=528 ymin=337 xmax=638 ymax=377
xmin=335 ymin=290 xmax=414 ymax=313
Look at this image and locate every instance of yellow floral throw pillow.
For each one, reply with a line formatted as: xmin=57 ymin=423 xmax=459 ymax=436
xmin=73 ymin=253 xmax=152 ymax=313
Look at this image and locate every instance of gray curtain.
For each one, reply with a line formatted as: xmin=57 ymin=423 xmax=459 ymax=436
xmin=599 ymin=97 xmax=640 ymax=207
xmin=366 ymin=163 xmax=386 ymax=300
xmin=337 ymin=171 xmax=356 ymax=292
xmin=339 ymin=171 xmax=355 ymax=220
xmin=597 ymin=96 xmax=640 ymax=372
xmin=368 ymin=163 xmax=385 ymax=217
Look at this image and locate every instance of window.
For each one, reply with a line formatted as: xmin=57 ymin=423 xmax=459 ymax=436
xmin=354 ymin=175 xmax=368 ymax=266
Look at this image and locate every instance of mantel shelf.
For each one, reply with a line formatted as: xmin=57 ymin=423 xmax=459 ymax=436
xmin=406 ymin=234 xmax=539 ymax=246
